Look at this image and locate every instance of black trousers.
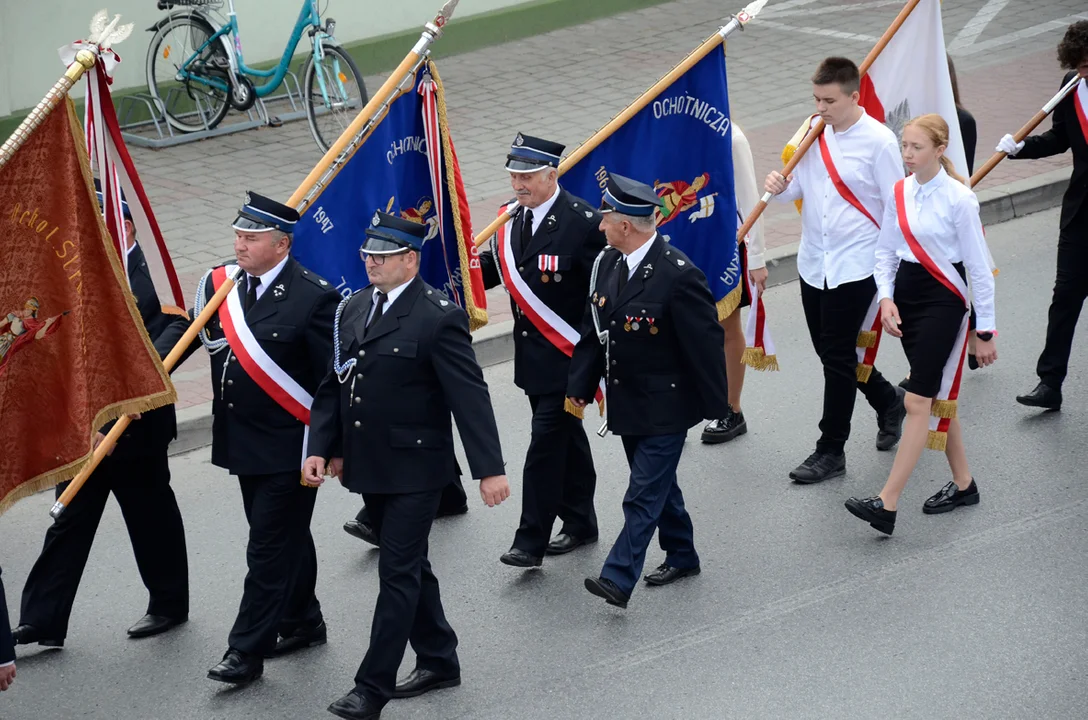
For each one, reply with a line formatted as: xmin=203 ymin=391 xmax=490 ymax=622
xmin=512 ymin=392 xmax=598 ymax=556
xmin=355 ymin=490 xmax=459 ymax=709
xmin=1037 ymin=229 xmax=1088 ymax=390
xmin=800 ymin=276 xmax=898 ymax=454
xmin=355 ymin=476 xmax=467 ymax=525
xmin=228 ymin=471 xmax=322 ymax=655
xmin=19 ymin=450 xmax=188 ymax=638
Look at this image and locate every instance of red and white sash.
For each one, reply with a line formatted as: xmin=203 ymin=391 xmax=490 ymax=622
xmin=1074 ymin=78 xmax=1088 ymax=147
xmin=894 ymin=178 xmax=971 ymax=451
xmin=494 ymin=204 xmax=605 ymax=414
xmin=739 ymin=213 xmax=778 ymax=372
xmin=211 ymin=266 xmax=314 ymax=465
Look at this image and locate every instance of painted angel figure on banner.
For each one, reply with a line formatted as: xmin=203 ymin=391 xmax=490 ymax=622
xmin=0 ymin=298 xmax=68 ymax=374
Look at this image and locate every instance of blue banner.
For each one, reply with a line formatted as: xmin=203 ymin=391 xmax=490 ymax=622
xmin=561 ymin=48 xmax=740 ymax=313
xmin=293 ymin=64 xmax=487 ymax=328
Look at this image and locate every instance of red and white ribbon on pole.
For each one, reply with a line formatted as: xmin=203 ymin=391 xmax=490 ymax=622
xmin=418 ymin=70 xmax=461 ymax=306
xmin=60 ymin=41 xmax=186 ymax=307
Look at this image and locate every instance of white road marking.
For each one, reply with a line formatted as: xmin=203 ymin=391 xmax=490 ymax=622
xmin=948 ymin=0 xmax=1013 ymax=52
xmin=951 ymin=13 xmax=1088 ymax=57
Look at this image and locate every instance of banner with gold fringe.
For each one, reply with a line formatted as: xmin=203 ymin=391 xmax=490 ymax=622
xmin=0 ymin=99 xmax=176 ymax=513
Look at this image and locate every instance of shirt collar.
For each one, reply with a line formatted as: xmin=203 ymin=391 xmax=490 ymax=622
xmin=624 ymin=232 xmax=657 ymax=270
xmin=524 ymin=184 xmax=561 ymax=222
xmin=375 ymin=276 xmax=414 ymax=309
xmin=125 ymin=240 xmax=137 ymax=257
xmin=913 ymin=167 xmax=947 ymax=200
xmin=833 ymin=107 xmax=868 ymax=137
xmin=252 ymin=253 xmax=290 ymax=289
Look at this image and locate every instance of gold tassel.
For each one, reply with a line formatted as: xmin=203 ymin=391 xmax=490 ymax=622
xmin=741 ymin=347 xmax=780 ymax=372
xmin=856 ymin=363 xmax=873 ymax=383
xmin=597 ymin=396 xmax=606 ymax=417
xmin=926 ymin=430 xmax=948 ymax=452
xmin=716 ymin=285 xmax=743 ymax=322
xmin=564 ymin=397 xmax=585 ymax=419
xmin=931 ymin=399 xmax=958 ymax=419
xmin=992 ymin=268 xmax=1000 ymax=277
xmin=781 ymin=116 xmax=811 ymax=215
xmin=761 ymin=354 xmax=780 ymax=372
xmin=856 ymin=330 xmax=878 ymax=349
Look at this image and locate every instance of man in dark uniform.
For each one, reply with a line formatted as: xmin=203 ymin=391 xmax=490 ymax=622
xmin=1003 ymin=21 xmax=1088 ymax=411
xmin=568 ymin=173 xmax=730 ymax=609
xmin=475 ymin=132 xmax=604 ymax=568
xmin=304 ymin=212 xmax=509 ymax=720
xmin=1 ymin=566 xmax=15 ymax=691
xmin=13 ymin=187 xmax=189 ymax=649
xmin=189 ymin=192 xmax=340 ymax=685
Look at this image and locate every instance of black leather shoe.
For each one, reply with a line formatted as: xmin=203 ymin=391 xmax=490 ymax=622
xmin=11 ymin=624 xmax=64 ymax=648
xmin=343 ymin=519 xmax=380 ymax=547
xmin=844 ymin=496 xmax=897 ymax=535
xmin=700 ymin=408 xmax=748 ymax=444
xmin=500 ymin=548 xmax=543 ymax=567
xmin=207 ymin=648 xmax=263 ymax=684
xmin=546 ymin=533 xmax=598 ymax=556
xmin=643 ymin=563 xmax=701 ymax=586
xmin=923 ymin=479 xmax=980 ymax=515
xmin=127 ymin=614 xmax=187 ymax=639
xmin=584 ymin=577 xmax=630 ymax=608
xmin=1016 ymin=382 xmax=1062 ymax=411
xmin=393 ymin=667 xmax=462 ymax=698
xmin=789 ymin=451 xmax=846 ymax=484
xmin=327 ymin=690 xmax=381 ymax=719
xmin=266 ymin=619 xmax=327 ymax=658
xmin=876 ymin=386 xmax=907 ymax=451
xmin=436 ymin=503 xmax=469 ymax=518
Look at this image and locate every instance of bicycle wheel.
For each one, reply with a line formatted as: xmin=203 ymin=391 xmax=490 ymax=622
xmin=146 ymin=13 xmax=232 ymax=133
xmin=304 ymin=44 xmax=368 ymax=153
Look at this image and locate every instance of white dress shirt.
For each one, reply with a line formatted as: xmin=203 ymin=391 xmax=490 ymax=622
xmin=523 ymin=184 xmax=561 ymax=235
xmin=622 ymin=233 xmax=657 ymax=279
xmin=247 ymin=253 xmax=290 ymax=301
xmin=367 ymin=277 xmax=414 ymax=325
xmin=774 ymin=110 xmax=903 ymax=289
xmin=873 ymin=167 xmax=996 ymax=331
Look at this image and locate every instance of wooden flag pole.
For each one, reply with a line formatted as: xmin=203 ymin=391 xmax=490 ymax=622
xmin=50 ymin=269 xmax=242 ymax=518
xmin=734 ymin=0 xmax=923 ymax=244
xmin=472 ymin=0 xmax=768 ymax=249
xmin=51 ymin=1 xmax=464 ymax=517
xmin=970 ymin=72 xmax=1083 ymax=188
xmin=288 ymin=0 xmax=461 ymax=213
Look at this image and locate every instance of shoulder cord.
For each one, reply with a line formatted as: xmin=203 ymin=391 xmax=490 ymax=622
xmin=332 ymin=292 xmax=357 ymax=384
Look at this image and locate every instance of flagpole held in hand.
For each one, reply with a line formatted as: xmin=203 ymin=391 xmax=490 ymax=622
xmin=50 ymin=266 xmax=244 ymax=519
xmin=288 ymin=0 xmax=461 ymax=214
xmin=969 ymin=72 xmax=1084 ymax=188
xmin=472 ymin=0 xmax=769 ymax=249
xmin=734 ymin=0 xmax=924 ymax=244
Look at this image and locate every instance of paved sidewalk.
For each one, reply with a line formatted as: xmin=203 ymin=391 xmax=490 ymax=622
xmin=125 ymin=0 xmax=1084 ymax=413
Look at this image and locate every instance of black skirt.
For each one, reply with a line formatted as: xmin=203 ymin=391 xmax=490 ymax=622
xmin=894 ymin=261 xmax=969 ymax=398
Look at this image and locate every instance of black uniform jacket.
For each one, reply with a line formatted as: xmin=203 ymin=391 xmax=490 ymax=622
xmin=101 ymin=244 xmax=189 ymax=459
xmin=184 ymin=256 xmax=340 ymax=475
xmin=308 ymin=276 xmax=505 ymax=495
xmin=567 ymin=235 xmax=730 ymax=436
xmin=479 ymin=187 xmax=606 ymax=395
xmin=1015 ymin=72 xmax=1088 ymax=232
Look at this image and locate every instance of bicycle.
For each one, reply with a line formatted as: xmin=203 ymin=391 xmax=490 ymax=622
xmin=145 ymin=0 xmax=368 ymax=152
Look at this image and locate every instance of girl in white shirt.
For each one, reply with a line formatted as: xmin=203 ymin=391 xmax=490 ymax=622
xmin=845 ymin=113 xmax=997 ymax=536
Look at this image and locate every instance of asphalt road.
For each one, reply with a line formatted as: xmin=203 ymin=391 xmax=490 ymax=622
xmin=2 ymin=206 xmax=1086 ymax=719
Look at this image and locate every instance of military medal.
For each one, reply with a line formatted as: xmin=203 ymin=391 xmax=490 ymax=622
xmin=598 ymin=296 xmax=606 ymax=307
xmin=647 ymin=317 xmax=658 ymax=335
xmin=553 ymin=272 xmax=562 ymax=282
xmin=539 ymin=254 xmax=561 ymax=284
xmin=626 ymin=315 xmax=642 ymax=332
xmin=541 ymin=274 xmax=550 ymax=283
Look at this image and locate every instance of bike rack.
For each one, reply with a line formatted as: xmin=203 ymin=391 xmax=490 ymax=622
xmin=118 ymin=68 xmax=339 ymax=149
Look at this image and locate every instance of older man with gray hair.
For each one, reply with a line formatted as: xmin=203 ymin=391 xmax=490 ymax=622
xmin=567 ymin=172 xmax=729 ymax=609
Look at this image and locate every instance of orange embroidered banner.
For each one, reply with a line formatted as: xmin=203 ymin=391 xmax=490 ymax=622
xmin=0 ymin=100 xmax=176 ymax=513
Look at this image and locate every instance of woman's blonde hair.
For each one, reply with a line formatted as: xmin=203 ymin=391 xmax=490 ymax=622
xmin=904 ymin=113 xmax=966 ymax=185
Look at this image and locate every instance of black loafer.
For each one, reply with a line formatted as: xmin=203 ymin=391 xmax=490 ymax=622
xmin=876 ymin=386 xmax=907 ymax=451
xmin=207 ymin=648 xmax=263 ymax=684
xmin=393 ymin=667 xmax=461 ymax=698
xmin=584 ymin=577 xmax=630 ymax=608
xmin=500 ymin=548 xmax=543 ymax=567
xmin=327 ymin=690 xmax=382 ymax=719
xmin=1016 ymin=382 xmax=1062 ymax=411
xmin=844 ymin=496 xmax=897 ymax=535
xmin=546 ymin=533 xmax=598 ymax=556
xmin=267 ymin=619 xmax=327 ymax=658
xmin=11 ymin=624 xmax=64 ymax=648
xmin=343 ymin=519 xmax=380 ymax=547
xmin=643 ymin=563 xmax=701 ymax=586
xmin=127 ymin=614 xmax=187 ymax=639
xmin=789 ymin=451 xmax=846 ymax=484
xmin=700 ymin=409 xmax=748 ymax=444
xmin=436 ymin=503 xmax=469 ymax=518
xmin=923 ymin=479 xmax=979 ymax=514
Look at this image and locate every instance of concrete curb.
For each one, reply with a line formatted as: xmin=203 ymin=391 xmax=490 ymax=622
xmin=169 ymin=168 xmax=1070 ymax=457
